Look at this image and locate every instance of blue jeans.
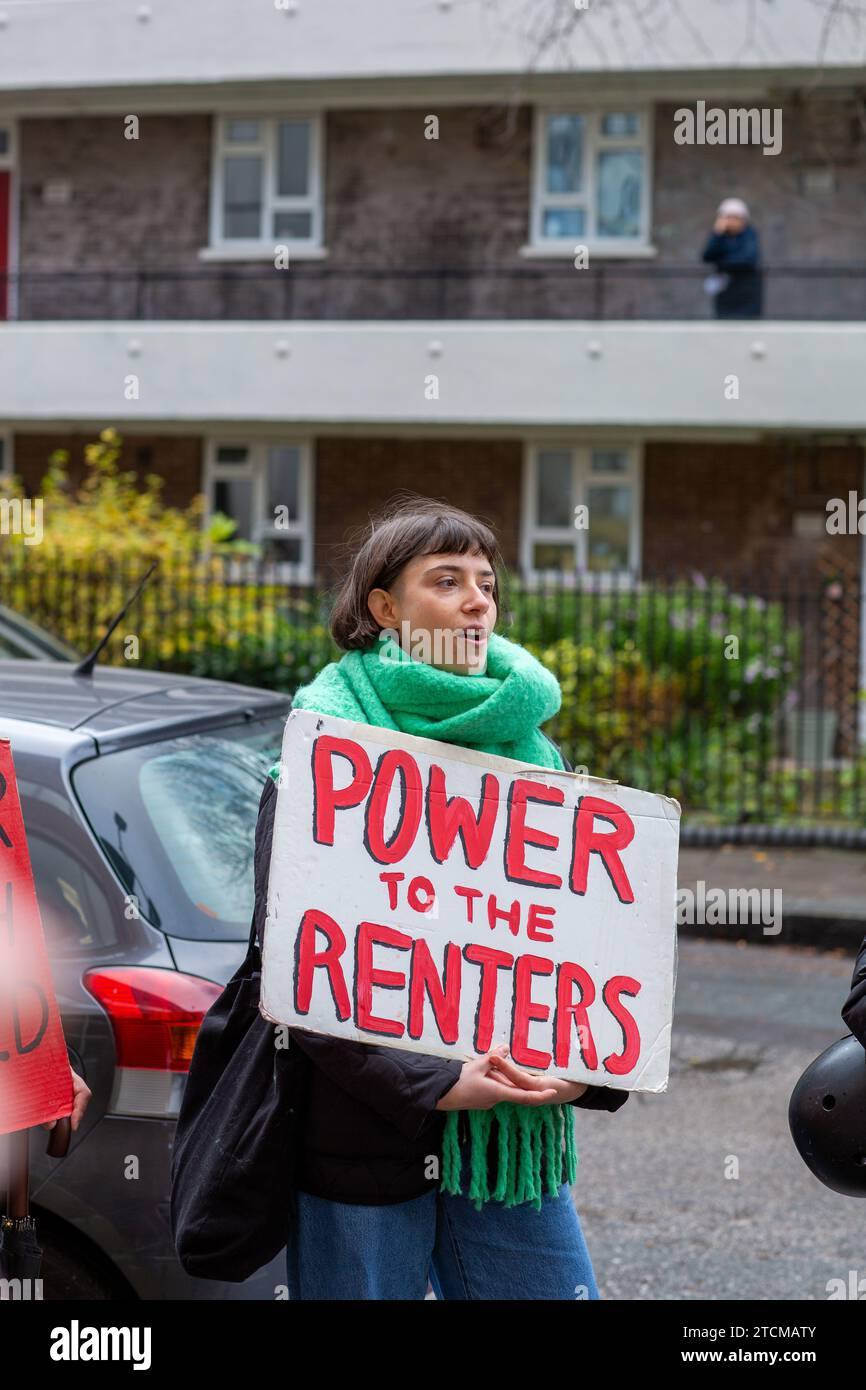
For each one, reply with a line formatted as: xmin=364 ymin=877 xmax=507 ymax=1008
xmin=284 ymin=1153 xmax=600 ymax=1300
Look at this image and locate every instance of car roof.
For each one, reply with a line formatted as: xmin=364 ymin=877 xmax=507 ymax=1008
xmin=0 ymin=660 xmax=289 ymax=749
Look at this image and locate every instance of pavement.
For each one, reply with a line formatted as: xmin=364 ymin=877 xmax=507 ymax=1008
xmin=677 ymin=844 xmax=866 ymax=950
xmin=577 ymin=937 xmax=864 ymax=1300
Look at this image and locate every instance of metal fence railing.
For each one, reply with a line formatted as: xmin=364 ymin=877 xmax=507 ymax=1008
xmin=0 ymin=552 xmax=863 ymax=826
xmin=4 ymin=263 xmax=866 ymax=321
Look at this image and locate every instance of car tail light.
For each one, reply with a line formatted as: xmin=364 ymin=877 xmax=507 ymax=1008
xmin=83 ymin=967 xmax=223 ymax=1118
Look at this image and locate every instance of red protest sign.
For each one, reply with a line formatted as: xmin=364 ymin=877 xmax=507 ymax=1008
xmin=0 ymin=739 xmax=73 ymax=1135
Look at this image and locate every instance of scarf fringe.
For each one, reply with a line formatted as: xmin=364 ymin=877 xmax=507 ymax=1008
xmin=440 ymin=1103 xmax=579 ymax=1212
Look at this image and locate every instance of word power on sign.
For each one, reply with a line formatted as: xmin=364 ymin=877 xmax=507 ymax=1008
xmin=261 ymin=711 xmax=680 ymax=1091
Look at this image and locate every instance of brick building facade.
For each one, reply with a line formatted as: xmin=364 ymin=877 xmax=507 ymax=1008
xmin=10 ymin=429 xmax=862 ymax=590
xmin=13 ymin=95 xmax=866 ymax=321
xmin=1 ymin=1 xmax=864 ymax=755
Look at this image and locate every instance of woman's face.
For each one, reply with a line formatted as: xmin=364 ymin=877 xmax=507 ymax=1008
xmin=367 ymin=549 xmax=497 ymax=675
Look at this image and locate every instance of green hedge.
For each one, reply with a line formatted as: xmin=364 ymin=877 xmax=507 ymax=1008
xmin=8 ymin=553 xmax=855 ymax=821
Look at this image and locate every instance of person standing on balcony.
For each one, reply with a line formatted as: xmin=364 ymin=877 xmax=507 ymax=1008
xmin=701 ymin=197 xmax=763 ymax=319
xmin=257 ymin=495 xmax=630 ymax=1300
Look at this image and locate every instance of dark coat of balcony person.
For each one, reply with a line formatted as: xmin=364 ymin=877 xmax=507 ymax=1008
xmin=701 ymin=197 xmax=763 ymax=319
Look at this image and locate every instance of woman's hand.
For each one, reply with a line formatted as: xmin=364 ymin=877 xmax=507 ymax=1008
xmin=436 ymin=1045 xmax=587 ymax=1111
xmin=528 ymin=1077 xmax=588 ymax=1103
xmin=436 ymin=1044 xmax=559 ymax=1111
xmin=488 ymin=1052 xmax=588 ymax=1104
xmin=42 ymin=1069 xmax=92 ymax=1133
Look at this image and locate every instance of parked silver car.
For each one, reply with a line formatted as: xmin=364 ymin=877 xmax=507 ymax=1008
xmin=1 ymin=658 xmax=290 ymax=1299
xmin=0 ymin=604 xmax=80 ymax=660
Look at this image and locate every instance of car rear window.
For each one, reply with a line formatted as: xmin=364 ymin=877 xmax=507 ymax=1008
xmin=71 ymin=713 xmax=288 ymax=940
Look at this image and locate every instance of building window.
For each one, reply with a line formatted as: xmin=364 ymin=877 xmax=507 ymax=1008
xmin=27 ymin=832 xmax=120 ymax=954
xmin=209 ymin=114 xmax=324 ymax=250
xmin=205 ymin=440 xmax=315 ymax=581
xmin=521 ymin=443 xmax=642 ymax=581
xmin=531 ymin=108 xmax=651 ymax=250
xmin=0 ymin=432 xmax=11 ymax=477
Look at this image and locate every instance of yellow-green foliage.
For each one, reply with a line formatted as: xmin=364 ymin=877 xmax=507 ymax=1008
xmin=0 ymin=426 xmax=232 ymax=554
xmin=525 ymin=637 xmax=686 ymax=765
xmin=0 ymin=426 xmax=339 ymax=683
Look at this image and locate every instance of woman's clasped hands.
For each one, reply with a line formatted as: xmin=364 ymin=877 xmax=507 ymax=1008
xmin=436 ymin=1043 xmax=588 ymax=1111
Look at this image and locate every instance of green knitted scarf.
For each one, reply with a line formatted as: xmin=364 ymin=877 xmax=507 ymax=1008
xmin=268 ymin=628 xmax=579 ymax=1211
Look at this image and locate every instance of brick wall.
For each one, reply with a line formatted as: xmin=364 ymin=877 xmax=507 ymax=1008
xmin=653 ymin=98 xmax=866 ymax=265
xmin=642 ymin=439 xmax=864 ymax=760
xmin=12 ymin=431 xmax=861 ymax=584
xmin=650 ymin=98 xmax=866 ymax=319
xmin=16 ymin=95 xmax=866 ymax=320
xmin=12 ymin=431 xmax=204 ymax=510
xmin=642 ymin=440 xmax=863 ymax=580
xmin=18 ymin=115 xmax=212 ymax=318
xmin=313 ymin=437 xmax=522 ymax=581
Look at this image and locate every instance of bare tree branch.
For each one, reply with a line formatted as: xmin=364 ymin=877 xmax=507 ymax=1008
xmin=482 ymin=0 xmax=866 ymax=77
xmin=666 ymin=0 xmax=716 ymax=63
xmin=811 ymin=0 xmax=859 ymax=65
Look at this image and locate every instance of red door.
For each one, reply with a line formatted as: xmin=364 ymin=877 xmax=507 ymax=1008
xmin=0 ymin=170 xmax=9 ymax=319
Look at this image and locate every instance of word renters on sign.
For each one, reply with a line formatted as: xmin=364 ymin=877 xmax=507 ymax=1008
xmin=261 ymin=711 xmax=680 ymax=1093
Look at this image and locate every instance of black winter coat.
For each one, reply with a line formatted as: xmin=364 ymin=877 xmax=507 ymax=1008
xmin=252 ymin=765 xmax=629 ymax=1206
xmin=701 ymin=225 xmax=763 ymax=318
xmin=842 ymin=937 xmax=866 ymax=1048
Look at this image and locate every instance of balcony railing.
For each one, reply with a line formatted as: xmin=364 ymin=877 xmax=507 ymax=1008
xmin=3 ymin=263 xmax=866 ymax=321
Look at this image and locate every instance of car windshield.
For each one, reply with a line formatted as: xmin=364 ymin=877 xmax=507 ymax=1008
xmin=71 ymin=713 xmax=288 ymax=940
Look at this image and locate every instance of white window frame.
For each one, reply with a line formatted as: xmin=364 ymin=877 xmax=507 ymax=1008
xmin=527 ymin=106 xmax=653 ymax=258
xmin=203 ymin=438 xmax=315 ymax=583
xmin=520 ymin=440 xmax=643 ymax=587
xmin=0 ymin=429 xmax=12 ymax=478
xmin=202 ymin=113 xmax=326 ymax=260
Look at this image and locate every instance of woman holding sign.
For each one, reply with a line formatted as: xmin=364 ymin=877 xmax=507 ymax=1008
xmin=258 ymin=496 xmax=629 ymax=1300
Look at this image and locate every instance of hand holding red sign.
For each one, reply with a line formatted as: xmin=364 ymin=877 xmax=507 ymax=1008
xmin=41 ymin=1071 xmax=92 ymax=1133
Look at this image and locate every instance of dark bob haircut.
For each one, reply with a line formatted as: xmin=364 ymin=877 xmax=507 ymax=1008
xmin=329 ymin=494 xmax=504 ymax=651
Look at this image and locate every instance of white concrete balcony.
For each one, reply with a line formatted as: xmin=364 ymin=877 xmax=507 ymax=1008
xmin=0 ymin=0 xmax=864 ymax=112
xmin=0 ymin=321 xmax=863 ymax=433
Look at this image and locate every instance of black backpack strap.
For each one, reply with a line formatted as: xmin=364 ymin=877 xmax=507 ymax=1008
xmin=249 ymin=773 xmax=278 ymax=959
xmin=542 ymin=731 xmax=572 ymax=773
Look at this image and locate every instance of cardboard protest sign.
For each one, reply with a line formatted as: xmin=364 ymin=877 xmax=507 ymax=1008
xmin=0 ymin=739 xmax=74 ymax=1134
xmin=261 ymin=709 xmax=680 ymax=1092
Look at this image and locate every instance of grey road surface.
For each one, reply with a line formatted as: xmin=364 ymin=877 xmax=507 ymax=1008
xmin=573 ymin=938 xmax=865 ymax=1301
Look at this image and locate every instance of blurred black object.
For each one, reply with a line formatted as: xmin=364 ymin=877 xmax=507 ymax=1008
xmin=0 ymin=1212 xmax=43 ymax=1282
xmin=789 ymin=1035 xmax=866 ymax=1198
xmin=0 ymin=1116 xmax=71 ymax=1290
